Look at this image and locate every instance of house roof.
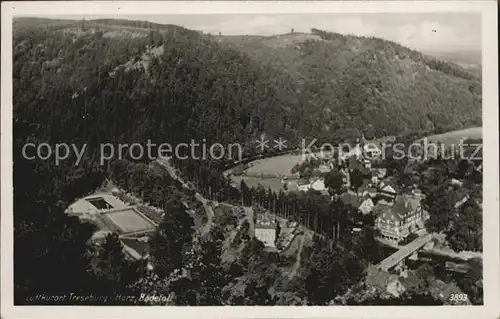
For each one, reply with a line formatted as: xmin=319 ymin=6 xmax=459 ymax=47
xmin=376 ymin=197 xmax=415 ymax=222
xmin=391 ymin=198 xmax=413 ymax=215
xmin=364 ymin=187 xmax=378 ymax=194
xmin=401 ymin=194 xmax=421 ymax=211
xmin=318 ymin=164 xmax=331 ymax=173
xmin=365 ymin=266 xmax=398 ymax=291
xmin=379 ymin=179 xmax=399 ymax=193
xmin=255 ymin=214 xmax=276 ymax=229
xmin=360 ymin=167 xmax=372 ymax=176
xmin=372 ymin=202 xmax=392 ymax=215
xmin=340 ymin=193 xmax=364 ymax=208
xmin=311 ymin=177 xmax=324 ymax=184
xmin=378 ymin=210 xmax=402 ymax=223
xmin=255 ymin=222 xmax=276 ymax=230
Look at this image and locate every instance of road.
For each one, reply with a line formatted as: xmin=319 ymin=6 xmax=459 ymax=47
xmin=156 ymin=159 xmax=214 ymax=235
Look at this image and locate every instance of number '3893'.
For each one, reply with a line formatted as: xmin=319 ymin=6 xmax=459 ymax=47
xmin=449 ymin=294 xmax=468 ymax=302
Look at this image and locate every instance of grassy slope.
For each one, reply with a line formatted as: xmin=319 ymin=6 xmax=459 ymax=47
xmin=418 ymin=126 xmax=482 ymax=146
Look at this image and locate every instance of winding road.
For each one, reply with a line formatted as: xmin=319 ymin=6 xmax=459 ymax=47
xmin=156 ymin=158 xmax=214 ymax=235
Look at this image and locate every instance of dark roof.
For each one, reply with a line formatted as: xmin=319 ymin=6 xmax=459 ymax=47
xmin=364 ymin=187 xmax=378 ymax=193
xmin=378 ymin=197 xmax=414 ymax=222
xmin=391 ymin=198 xmax=412 ymax=216
xmin=120 ymin=237 xmax=149 ymax=259
xmin=340 ymin=193 xmax=363 ymax=208
xmin=360 ymin=167 xmax=372 ymax=176
xmin=255 ymin=223 xmax=276 ymax=230
xmin=401 ymin=194 xmax=421 ymax=211
xmin=378 ymin=210 xmax=402 ymax=223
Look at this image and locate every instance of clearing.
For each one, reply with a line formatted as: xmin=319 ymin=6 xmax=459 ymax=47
xmin=417 ymin=127 xmax=482 ymax=146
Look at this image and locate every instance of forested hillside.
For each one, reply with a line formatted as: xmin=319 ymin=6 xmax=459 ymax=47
xmin=217 ymin=28 xmax=481 ymax=140
xmin=14 ymin=18 xmax=481 ymax=148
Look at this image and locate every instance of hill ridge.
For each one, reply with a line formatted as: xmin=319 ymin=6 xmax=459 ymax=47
xmin=13 ymin=17 xmax=481 ymax=144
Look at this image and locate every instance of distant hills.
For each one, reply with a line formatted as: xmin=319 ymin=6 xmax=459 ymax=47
xmin=423 ymin=50 xmax=481 ymax=77
xmin=423 ymin=50 xmax=481 ymax=69
xmin=216 ymin=28 xmax=482 ymax=141
xmin=13 ymin=18 xmax=481 ymax=148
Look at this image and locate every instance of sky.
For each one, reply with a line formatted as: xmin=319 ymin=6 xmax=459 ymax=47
xmin=43 ymin=13 xmax=481 ymax=53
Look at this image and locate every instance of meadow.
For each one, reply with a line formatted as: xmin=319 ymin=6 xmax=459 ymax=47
xmin=418 ymin=127 xmax=482 ymax=146
xmin=244 ymin=151 xmax=330 ymax=176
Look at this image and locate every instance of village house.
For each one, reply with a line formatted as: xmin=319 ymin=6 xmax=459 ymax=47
xmin=318 ymin=163 xmax=331 ymax=173
xmin=377 ymin=179 xmax=399 ymax=201
xmin=371 ymin=168 xmax=387 ymax=186
xmin=375 ymin=196 xmax=428 ymax=243
xmin=255 ymin=220 xmax=277 ymax=249
xmin=120 ymin=236 xmax=150 ymax=261
xmin=340 ymin=193 xmax=375 ymax=215
xmin=297 ymin=177 xmax=326 ymax=192
xmin=297 ymin=178 xmax=310 ymax=191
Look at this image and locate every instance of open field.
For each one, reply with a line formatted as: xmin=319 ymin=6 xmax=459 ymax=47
xmin=417 ymin=127 xmax=482 ymax=146
xmin=244 ymin=154 xmax=305 ymax=176
xmin=228 ymin=151 xmax=332 ymax=192
xmin=244 ymin=151 xmax=330 ymax=176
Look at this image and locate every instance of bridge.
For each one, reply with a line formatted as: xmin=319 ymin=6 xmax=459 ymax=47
xmin=377 ymin=234 xmax=434 ymax=271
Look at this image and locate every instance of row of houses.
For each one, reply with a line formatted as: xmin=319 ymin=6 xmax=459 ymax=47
xmin=338 ymin=148 xmax=427 ymax=244
xmin=336 ymin=136 xmax=431 ymax=244
xmin=291 ymin=136 xmax=428 ymax=244
xmin=340 ymin=184 xmax=428 ymax=243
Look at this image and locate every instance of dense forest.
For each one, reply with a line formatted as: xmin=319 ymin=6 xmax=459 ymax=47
xmin=218 ymin=28 xmax=481 ymax=141
xmin=12 ymin=18 xmax=482 ymax=305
